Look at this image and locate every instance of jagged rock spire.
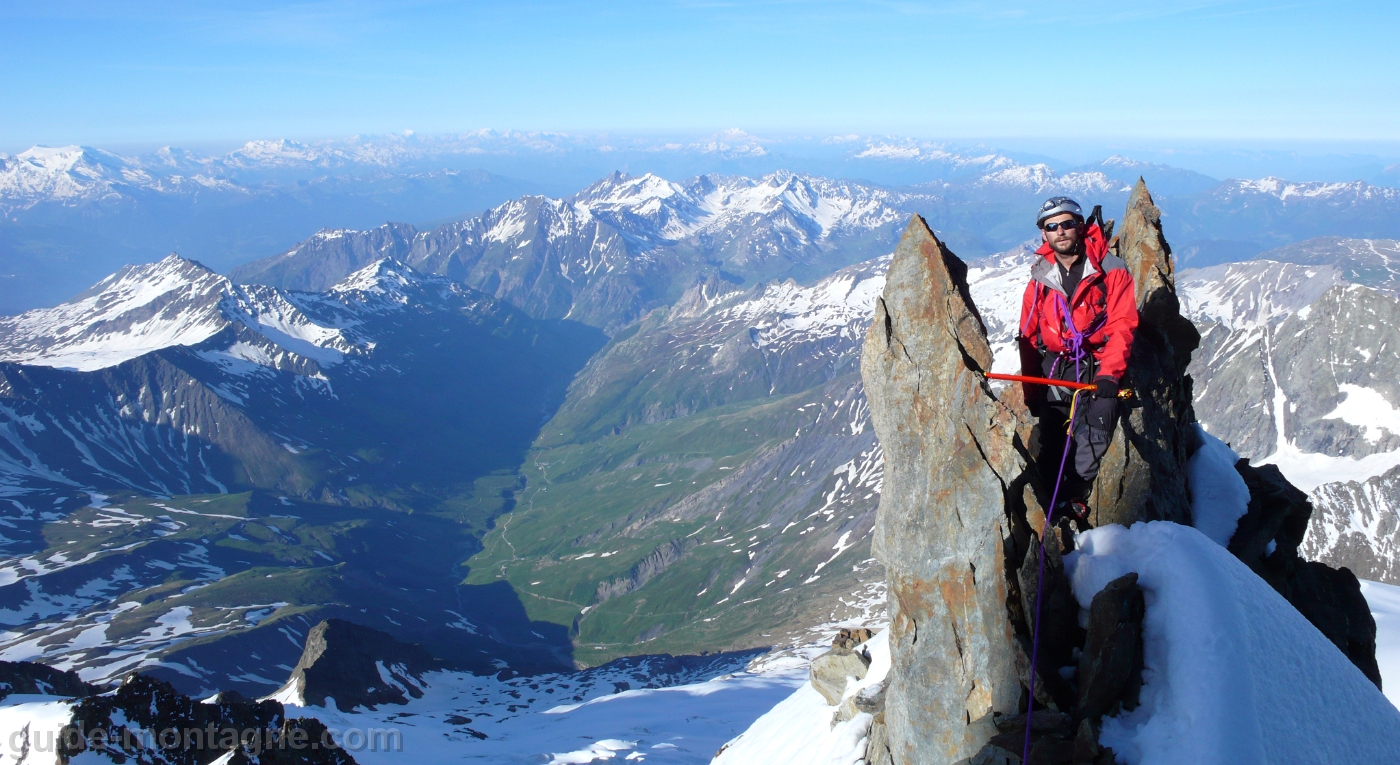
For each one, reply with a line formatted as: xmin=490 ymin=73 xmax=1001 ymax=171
xmin=862 ymin=215 xmax=1026 ymax=762
xmin=1084 ymin=179 xmax=1201 ymax=527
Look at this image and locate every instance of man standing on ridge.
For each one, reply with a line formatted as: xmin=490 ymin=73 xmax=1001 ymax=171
xmin=1017 ymin=196 xmax=1139 ymax=519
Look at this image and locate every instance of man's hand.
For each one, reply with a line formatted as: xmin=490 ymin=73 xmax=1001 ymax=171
xmin=1094 ymin=376 xmax=1119 ymax=399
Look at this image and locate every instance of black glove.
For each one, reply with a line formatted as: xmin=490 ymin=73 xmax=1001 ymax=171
xmin=1094 ymin=376 xmax=1119 ymax=399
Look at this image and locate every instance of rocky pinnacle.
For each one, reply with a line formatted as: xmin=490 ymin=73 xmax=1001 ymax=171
xmin=861 ymin=214 xmax=1028 ymax=763
xmin=1084 ymin=179 xmax=1200 ymax=528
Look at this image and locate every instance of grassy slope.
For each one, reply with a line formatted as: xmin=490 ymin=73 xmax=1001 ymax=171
xmin=461 ymin=258 xmax=892 ymax=664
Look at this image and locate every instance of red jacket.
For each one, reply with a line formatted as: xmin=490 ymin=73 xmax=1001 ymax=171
xmin=1017 ymin=222 xmax=1139 ymax=383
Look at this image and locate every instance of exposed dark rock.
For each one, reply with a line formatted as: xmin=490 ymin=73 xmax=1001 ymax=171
xmin=1230 ymin=461 xmax=1382 ymax=687
xmin=993 ymin=709 xmax=1071 ymax=736
xmin=833 ymin=627 xmax=875 ymax=650
xmin=1028 ymin=736 xmax=1076 ymax=764
xmin=593 ymin=538 xmax=697 ymax=604
xmin=809 ymin=646 xmax=871 ymax=705
xmin=1076 ymin=573 xmax=1145 ymax=720
xmin=1073 ymin=718 xmax=1100 ymax=762
xmin=862 ymin=215 xmax=1028 ymax=762
xmin=281 ymin=618 xmax=441 ymax=710
xmin=1081 ymin=180 xmax=1199 ymax=528
xmin=853 ymin=680 xmax=886 ymax=714
xmin=1016 ymin=532 xmax=1082 ymax=711
xmin=0 ymin=660 xmax=97 ymax=701
xmin=57 ymin=672 xmax=357 ymax=765
xmin=835 ymin=678 xmax=885 ymax=723
xmin=969 ymin=742 xmax=1024 ymax=764
xmin=1229 ymin=460 xmax=1311 ymax=564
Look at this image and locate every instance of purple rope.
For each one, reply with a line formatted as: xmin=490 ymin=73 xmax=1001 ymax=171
xmin=1023 ymin=279 xmax=1106 ymax=760
xmin=1023 ymin=390 xmax=1081 ymax=764
xmin=1054 ymin=290 xmax=1105 ymax=370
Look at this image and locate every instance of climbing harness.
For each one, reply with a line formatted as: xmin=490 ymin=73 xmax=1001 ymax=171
xmin=1054 ymin=291 xmax=1105 ymax=371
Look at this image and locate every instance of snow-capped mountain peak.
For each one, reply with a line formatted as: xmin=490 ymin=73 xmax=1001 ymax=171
xmin=977 ymin=164 xmax=1129 ymax=195
xmin=1227 ymin=177 xmax=1400 ymax=202
xmin=328 ymin=258 xmax=448 ymax=308
xmin=1178 ymin=260 xmax=1348 ymax=331
xmin=227 ymin=138 xmax=325 ymax=166
xmin=0 ymin=145 xmax=148 ymax=204
xmin=0 ymin=254 xmax=234 ymax=370
xmin=0 ymin=254 xmax=364 ymax=373
xmin=566 ymin=170 xmax=907 ymax=248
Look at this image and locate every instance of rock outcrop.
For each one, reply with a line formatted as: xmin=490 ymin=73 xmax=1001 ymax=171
xmin=55 ymin=672 xmax=358 ymax=764
xmin=1075 ymin=573 xmax=1144 ymax=721
xmin=862 ymin=183 xmax=1379 ymax=764
xmin=863 ymin=215 xmax=1029 ymax=762
xmin=1230 ymin=461 xmax=1382 ymax=686
xmin=279 ymin=618 xmax=441 ymax=710
xmin=1081 ymin=181 xmax=1199 ymax=528
xmin=810 ymin=646 xmax=872 ymax=705
xmin=0 ymin=660 xmax=97 ymax=701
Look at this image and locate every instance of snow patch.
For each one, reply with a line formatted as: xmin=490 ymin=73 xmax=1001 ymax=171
xmin=1065 ymin=522 xmax=1400 ymax=764
xmin=1186 ymin=425 xmax=1251 ymax=546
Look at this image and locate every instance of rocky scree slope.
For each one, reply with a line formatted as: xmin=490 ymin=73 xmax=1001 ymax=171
xmin=858 ymin=183 xmax=1378 ymax=764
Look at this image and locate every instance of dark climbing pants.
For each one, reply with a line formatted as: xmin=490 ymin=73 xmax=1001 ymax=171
xmin=1035 ymin=350 xmax=1118 ymax=497
xmin=1040 ymin=396 xmax=1118 ymax=497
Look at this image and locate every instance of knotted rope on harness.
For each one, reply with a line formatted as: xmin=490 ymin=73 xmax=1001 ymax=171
xmin=1050 ymin=289 xmax=1106 ymax=390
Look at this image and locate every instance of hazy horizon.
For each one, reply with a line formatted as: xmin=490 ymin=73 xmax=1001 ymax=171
xmin=6 ymin=128 xmax=1400 ymax=187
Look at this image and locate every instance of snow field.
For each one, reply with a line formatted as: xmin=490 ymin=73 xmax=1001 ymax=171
xmin=0 ymin=696 xmax=77 ymax=765
xmin=1363 ymin=578 xmax=1400 ymax=709
xmin=712 ymin=630 xmax=888 ymax=765
xmin=1066 ymin=522 xmax=1400 ymax=764
xmin=278 ymin=661 xmax=808 ymax=764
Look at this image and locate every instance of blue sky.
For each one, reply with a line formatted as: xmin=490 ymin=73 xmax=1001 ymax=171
xmin=2 ymin=1 xmax=1397 ymax=149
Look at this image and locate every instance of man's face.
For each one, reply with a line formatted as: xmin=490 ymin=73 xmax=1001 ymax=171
xmin=1041 ymin=213 xmax=1082 ymax=257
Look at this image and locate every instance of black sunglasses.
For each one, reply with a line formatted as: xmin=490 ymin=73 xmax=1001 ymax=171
xmin=1042 ymin=219 xmax=1081 ymax=232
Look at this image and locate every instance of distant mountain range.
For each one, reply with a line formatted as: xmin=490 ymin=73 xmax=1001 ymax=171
xmin=1175 ymin=241 xmax=1400 ymax=585
xmin=231 ymin=171 xmax=918 ymax=329
xmin=7 ymin=135 xmax=1400 ymax=317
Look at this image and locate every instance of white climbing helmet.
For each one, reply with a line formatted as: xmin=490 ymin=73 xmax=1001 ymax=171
xmin=1036 ymin=196 xmax=1083 ymax=227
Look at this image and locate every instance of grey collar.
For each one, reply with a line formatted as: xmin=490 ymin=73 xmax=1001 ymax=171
xmin=1032 ymin=253 xmax=1097 ymax=296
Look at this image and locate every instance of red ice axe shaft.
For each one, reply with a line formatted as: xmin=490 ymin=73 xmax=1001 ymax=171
xmin=985 ymin=373 xmax=1095 ymax=391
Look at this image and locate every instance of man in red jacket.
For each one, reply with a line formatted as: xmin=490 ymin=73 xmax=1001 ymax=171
xmin=1017 ymin=197 xmax=1139 ymax=518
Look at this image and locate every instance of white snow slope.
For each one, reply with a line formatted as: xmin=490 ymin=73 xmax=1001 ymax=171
xmin=1068 ymin=523 xmax=1400 ymax=764
xmin=711 ymin=631 xmax=888 ymax=765
xmin=278 ymin=660 xmax=809 ymax=765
